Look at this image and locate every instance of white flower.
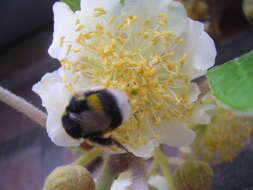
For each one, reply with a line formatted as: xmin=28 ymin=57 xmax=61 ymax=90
xmin=148 ymin=175 xmax=168 ymax=190
xmin=111 ymin=178 xmax=131 ymax=190
xmin=110 ymin=174 xmax=168 ymax=190
xmin=33 ymin=0 xmax=216 ymax=158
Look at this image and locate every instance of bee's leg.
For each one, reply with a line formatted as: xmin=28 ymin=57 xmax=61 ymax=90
xmin=84 ymin=133 xmax=131 ymax=153
xmin=109 ymin=139 xmax=131 ymax=154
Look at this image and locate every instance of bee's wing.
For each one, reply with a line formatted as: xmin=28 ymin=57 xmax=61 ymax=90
xmin=69 ymin=111 xmax=112 ymax=135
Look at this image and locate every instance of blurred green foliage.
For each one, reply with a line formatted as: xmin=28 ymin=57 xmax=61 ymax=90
xmin=62 ymin=0 xmax=80 ymax=11
xmin=207 ymin=50 xmax=253 ymax=115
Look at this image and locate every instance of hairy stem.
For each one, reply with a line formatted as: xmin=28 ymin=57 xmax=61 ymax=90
xmin=155 ymin=147 xmax=176 ymax=190
xmin=0 ymin=86 xmax=46 ymax=127
xmin=147 ymin=160 xmax=158 ymax=177
xmin=96 ymin=155 xmax=117 ymax=190
xmin=96 ymin=153 xmax=132 ymax=190
xmin=73 ymin=148 xmax=103 ymax=166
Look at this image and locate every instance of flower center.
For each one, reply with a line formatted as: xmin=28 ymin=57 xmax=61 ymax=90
xmin=59 ymin=9 xmax=194 ymax=148
xmin=193 ymin=109 xmax=253 ymax=163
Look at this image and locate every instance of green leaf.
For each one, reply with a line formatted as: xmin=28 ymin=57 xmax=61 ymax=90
xmin=62 ymin=0 xmax=80 ymax=11
xmin=207 ymin=50 xmax=253 ymax=115
xmin=120 ymin=0 xmax=125 ymax=5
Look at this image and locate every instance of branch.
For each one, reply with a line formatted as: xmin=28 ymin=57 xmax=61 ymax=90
xmin=0 ymin=86 xmax=46 ymax=127
xmin=73 ymin=148 xmax=103 ymax=166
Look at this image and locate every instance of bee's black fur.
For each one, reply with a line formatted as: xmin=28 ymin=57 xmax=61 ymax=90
xmin=84 ymin=132 xmax=114 ymax=145
xmin=66 ymin=96 xmax=91 ymax=113
xmin=96 ymin=90 xmax=123 ymax=128
xmin=62 ymin=89 xmax=123 ymax=147
xmin=62 ymin=114 xmax=83 ymax=139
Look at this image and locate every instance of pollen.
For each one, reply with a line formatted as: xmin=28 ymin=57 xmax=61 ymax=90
xmin=75 ymin=19 xmax=80 ymax=25
xmin=176 ymin=39 xmax=184 ymax=44
xmin=119 ymin=16 xmax=138 ymax=30
xmin=157 ymin=13 xmax=168 ymax=26
xmin=66 ymin=45 xmax=72 ymax=55
xmin=109 ymin=16 xmax=118 ymax=24
xmin=59 ymin=12 xmax=195 ymax=149
xmin=93 ymin=8 xmax=107 ymax=17
xmin=59 ymin=36 xmax=65 ymax=47
xmin=192 ymin=107 xmax=253 ymax=163
xmin=75 ymin=25 xmax=85 ymax=32
xmin=143 ymin=20 xmax=151 ymax=26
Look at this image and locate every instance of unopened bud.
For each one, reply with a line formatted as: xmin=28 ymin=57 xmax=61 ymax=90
xmin=174 ymin=161 xmax=213 ymax=190
xmin=185 ymin=1 xmax=208 ymax=20
xmin=43 ymin=165 xmax=95 ymax=190
xmin=243 ymin=0 xmax=253 ymax=24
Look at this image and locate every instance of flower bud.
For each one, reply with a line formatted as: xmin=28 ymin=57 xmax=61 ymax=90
xmin=184 ymin=0 xmax=208 ymax=20
xmin=243 ymin=0 xmax=253 ymax=24
xmin=174 ymin=161 xmax=213 ymax=190
xmin=43 ymin=165 xmax=95 ymax=190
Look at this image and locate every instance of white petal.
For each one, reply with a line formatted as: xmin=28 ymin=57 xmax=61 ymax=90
xmin=111 ymin=179 xmax=131 ymax=190
xmin=194 ymin=30 xmax=217 ymax=70
xmin=166 ymin=1 xmax=188 ymax=36
xmin=121 ymin=0 xmax=187 ymax=36
xmin=125 ymin=118 xmax=196 ymax=158
xmin=124 ymin=140 xmax=159 ymax=159
xmin=192 ymin=104 xmax=217 ymax=125
xmin=148 ymin=175 xmax=168 ymax=190
xmin=48 ymin=2 xmax=82 ymax=61
xmin=109 ymin=171 xmax=132 ymax=190
xmin=33 ymin=69 xmax=83 ymax=146
xmin=32 ymin=69 xmax=71 ymax=112
xmin=52 ymin=2 xmax=75 ymax=33
xmin=122 ymin=0 xmax=173 ymax=16
xmin=178 ymin=18 xmax=216 ymax=79
xmin=32 ymin=70 xmax=61 ymax=96
xmin=157 ymin=118 xmax=196 ymax=147
xmin=81 ymin=0 xmax=122 ymax=18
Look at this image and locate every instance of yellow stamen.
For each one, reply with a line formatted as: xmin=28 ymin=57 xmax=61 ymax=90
xmin=75 ymin=19 xmax=80 ymax=25
xmin=66 ymin=45 xmax=72 ymax=55
xmin=59 ymin=36 xmax=65 ymax=47
xmin=75 ymin=25 xmax=85 ymax=32
xmin=157 ymin=13 xmax=168 ymax=26
xmin=93 ymin=8 xmax=107 ymax=17
xmin=119 ymin=16 xmax=137 ymax=30
xmin=109 ymin=16 xmax=118 ymax=24
xmin=143 ymin=20 xmax=151 ymax=26
xmin=176 ymin=39 xmax=184 ymax=43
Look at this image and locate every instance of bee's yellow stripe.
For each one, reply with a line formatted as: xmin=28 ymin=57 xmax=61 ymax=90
xmin=86 ymin=94 xmax=103 ymax=111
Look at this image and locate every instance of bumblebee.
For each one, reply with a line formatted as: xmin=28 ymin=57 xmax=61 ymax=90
xmin=62 ymin=88 xmax=130 ymax=148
